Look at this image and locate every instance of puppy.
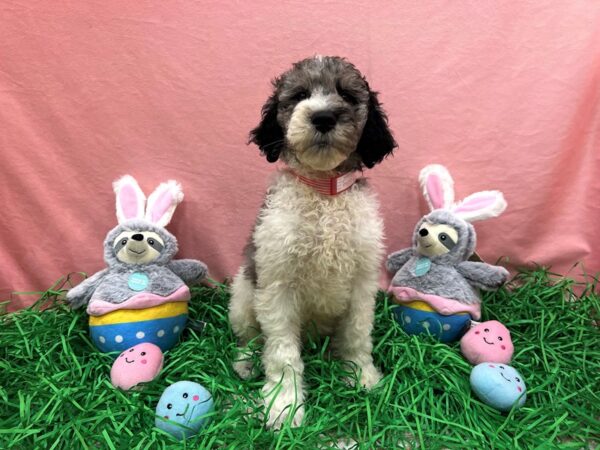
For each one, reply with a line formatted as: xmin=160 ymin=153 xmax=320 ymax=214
xmin=229 ymin=55 xmax=396 ymax=428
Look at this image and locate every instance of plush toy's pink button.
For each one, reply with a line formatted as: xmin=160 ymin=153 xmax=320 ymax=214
xmin=110 ymin=342 xmax=164 ymax=390
xmin=460 ymin=320 xmax=514 ymax=365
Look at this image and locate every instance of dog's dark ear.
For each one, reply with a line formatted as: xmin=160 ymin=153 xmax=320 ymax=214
xmin=249 ymin=89 xmax=284 ymax=163
xmin=356 ymin=88 xmax=397 ymax=168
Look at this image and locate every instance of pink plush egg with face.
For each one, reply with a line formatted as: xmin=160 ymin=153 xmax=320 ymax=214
xmin=110 ymin=342 xmax=164 ymax=390
xmin=460 ymin=320 xmax=514 ymax=365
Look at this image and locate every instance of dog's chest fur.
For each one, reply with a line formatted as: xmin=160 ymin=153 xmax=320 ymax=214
xmin=253 ymin=171 xmax=383 ymax=319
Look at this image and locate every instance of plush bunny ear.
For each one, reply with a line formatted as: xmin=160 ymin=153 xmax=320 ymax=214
xmin=145 ymin=180 xmax=184 ymax=227
xmin=452 ymin=190 xmax=507 ymax=222
xmin=419 ymin=164 xmax=455 ymax=210
xmin=113 ymin=175 xmax=146 ymax=223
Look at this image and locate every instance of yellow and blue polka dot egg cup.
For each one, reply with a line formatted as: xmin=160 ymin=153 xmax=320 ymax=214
xmin=89 ymin=301 xmax=188 ymax=353
xmin=392 ymin=301 xmax=471 ymax=343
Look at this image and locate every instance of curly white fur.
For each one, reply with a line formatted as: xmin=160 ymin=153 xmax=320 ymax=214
xmin=229 ymin=171 xmax=384 ymax=428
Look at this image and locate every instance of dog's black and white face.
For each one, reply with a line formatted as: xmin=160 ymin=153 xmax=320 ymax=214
xmin=250 ymin=56 xmax=396 ymax=173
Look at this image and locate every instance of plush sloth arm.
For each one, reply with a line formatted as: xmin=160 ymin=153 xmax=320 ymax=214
xmin=66 ymin=269 xmax=109 ymax=309
xmin=168 ymin=259 xmax=208 ymax=285
xmin=457 ymin=262 xmax=509 ymax=291
xmin=386 ymin=248 xmax=414 ymax=273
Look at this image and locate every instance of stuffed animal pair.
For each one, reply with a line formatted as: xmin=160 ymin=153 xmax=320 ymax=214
xmin=386 ymin=164 xmax=527 ymax=411
xmin=67 ymin=175 xmax=214 ymax=439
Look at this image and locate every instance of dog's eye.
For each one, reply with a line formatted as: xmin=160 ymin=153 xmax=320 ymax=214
xmin=292 ymin=90 xmax=309 ymax=101
xmin=339 ymin=90 xmax=357 ymax=105
xmin=336 ymin=84 xmax=358 ymax=105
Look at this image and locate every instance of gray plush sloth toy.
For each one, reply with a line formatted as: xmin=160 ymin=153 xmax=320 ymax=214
xmin=386 ymin=164 xmax=509 ymax=342
xmin=67 ymin=175 xmax=207 ymax=353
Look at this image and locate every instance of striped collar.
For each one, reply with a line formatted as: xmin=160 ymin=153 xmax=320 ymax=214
xmin=291 ymin=170 xmax=361 ymax=196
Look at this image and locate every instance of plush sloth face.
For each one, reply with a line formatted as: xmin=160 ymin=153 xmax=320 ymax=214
xmin=113 ymin=230 xmax=165 ymax=264
xmin=249 ymin=56 xmax=396 ymax=173
xmin=416 ymin=222 xmax=459 ymax=257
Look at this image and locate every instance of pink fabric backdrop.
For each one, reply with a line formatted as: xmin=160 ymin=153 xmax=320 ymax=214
xmin=1 ymin=1 xmax=599 ymax=311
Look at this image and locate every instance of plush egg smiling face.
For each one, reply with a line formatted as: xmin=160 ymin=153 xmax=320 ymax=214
xmin=155 ymin=381 xmax=214 ymax=440
xmin=116 ymin=342 xmax=162 ymax=365
xmin=110 ymin=343 xmax=164 ymax=390
xmin=470 ymin=363 xmax=527 ymax=411
xmin=416 ymin=222 xmax=459 ymax=257
xmin=460 ymin=320 xmax=514 ymax=364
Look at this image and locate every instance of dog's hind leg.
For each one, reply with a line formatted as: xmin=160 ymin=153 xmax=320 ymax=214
xmin=229 ymin=269 xmax=261 ymax=380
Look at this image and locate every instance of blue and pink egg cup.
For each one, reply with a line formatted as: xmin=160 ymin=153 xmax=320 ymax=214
xmin=388 ymin=286 xmax=481 ymax=343
xmin=87 ymin=288 xmax=190 ymax=354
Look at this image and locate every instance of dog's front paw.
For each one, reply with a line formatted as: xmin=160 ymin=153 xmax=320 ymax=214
xmin=266 ymin=401 xmax=305 ymax=430
xmin=359 ymin=364 xmax=382 ymax=389
xmin=262 ymin=383 xmax=305 ymax=429
xmin=344 ymin=363 xmax=382 ymax=390
xmin=233 ymin=359 xmax=259 ymax=380
xmin=233 ymin=349 xmax=260 ymax=380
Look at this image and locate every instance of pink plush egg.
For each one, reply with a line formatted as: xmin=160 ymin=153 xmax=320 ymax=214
xmin=110 ymin=342 xmax=164 ymax=390
xmin=460 ymin=320 xmax=514 ymax=365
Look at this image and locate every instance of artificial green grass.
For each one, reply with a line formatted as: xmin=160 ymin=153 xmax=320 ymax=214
xmin=1 ymin=269 xmax=599 ymax=449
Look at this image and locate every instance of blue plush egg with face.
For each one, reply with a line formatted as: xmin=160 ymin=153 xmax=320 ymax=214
xmin=470 ymin=363 xmax=527 ymax=412
xmin=155 ymin=381 xmax=214 ymax=440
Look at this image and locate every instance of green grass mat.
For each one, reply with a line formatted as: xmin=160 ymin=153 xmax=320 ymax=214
xmin=1 ymin=269 xmax=599 ymax=449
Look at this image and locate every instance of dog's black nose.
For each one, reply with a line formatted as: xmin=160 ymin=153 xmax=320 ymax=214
xmin=311 ymin=111 xmax=337 ymax=133
xmin=419 ymin=229 xmax=429 ymax=237
xmin=131 ymin=234 xmax=144 ymax=241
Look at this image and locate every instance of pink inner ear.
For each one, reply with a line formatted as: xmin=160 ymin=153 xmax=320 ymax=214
xmin=151 ymin=189 xmax=174 ymax=223
xmin=454 ymin=192 xmax=497 ymax=213
xmin=120 ymin=184 xmax=140 ymax=219
xmin=427 ymin=175 xmax=445 ymax=209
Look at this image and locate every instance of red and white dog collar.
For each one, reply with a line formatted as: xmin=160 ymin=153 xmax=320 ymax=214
xmin=292 ymin=171 xmax=361 ymax=196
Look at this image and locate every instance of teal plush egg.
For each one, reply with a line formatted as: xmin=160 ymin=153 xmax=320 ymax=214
xmin=155 ymin=381 xmax=214 ymax=440
xmin=470 ymin=363 xmax=527 ymax=411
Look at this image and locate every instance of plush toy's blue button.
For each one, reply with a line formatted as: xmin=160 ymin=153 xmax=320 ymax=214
xmin=128 ymin=272 xmax=149 ymax=291
xmin=414 ymin=257 xmax=431 ymax=277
